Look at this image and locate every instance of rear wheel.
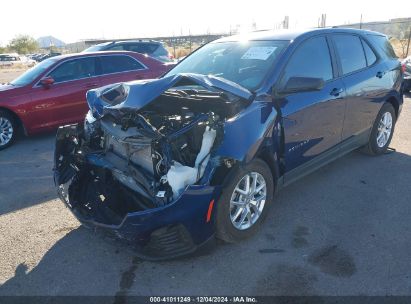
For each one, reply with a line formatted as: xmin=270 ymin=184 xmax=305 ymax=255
xmin=215 ymin=159 xmax=274 ymax=243
xmin=363 ymin=103 xmax=396 ymax=155
xmin=0 ymin=110 xmax=17 ymax=150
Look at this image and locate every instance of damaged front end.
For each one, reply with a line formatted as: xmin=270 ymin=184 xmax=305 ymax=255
xmin=54 ymin=73 xmax=253 ymax=259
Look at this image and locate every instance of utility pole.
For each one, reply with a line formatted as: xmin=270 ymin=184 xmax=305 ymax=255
xmin=172 ymin=33 xmax=176 ymax=58
xmin=406 ymin=25 xmax=411 ymax=57
xmin=283 ymin=16 xmax=289 ymax=29
xmin=320 ymin=14 xmax=326 ymax=28
xmin=189 ymin=29 xmax=192 ymax=52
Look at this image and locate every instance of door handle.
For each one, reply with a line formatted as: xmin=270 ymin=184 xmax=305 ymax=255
xmin=330 ymin=88 xmax=343 ymax=96
xmin=376 ymin=71 xmax=386 ymax=78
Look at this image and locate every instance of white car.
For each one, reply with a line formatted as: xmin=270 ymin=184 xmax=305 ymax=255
xmin=0 ymin=54 xmax=36 ymax=67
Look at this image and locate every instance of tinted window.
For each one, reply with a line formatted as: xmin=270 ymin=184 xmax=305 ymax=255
xmin=49 ymin=57 xmax=96 ymax=83
xmin=333 ymin=35 xmax=367 ymax=74
xmin=99 ymin=55 xmax=144 ymax=74
xmin=125 ymin=43 xmax=159 ymax=54
xmin=362 ymin=39 xmax=377 ymax=66
xmin=367 ymin=35 xmax=397 ymax=59
xmin=152 ymin=45 xmax=169 ymax=56
xmin=281 ymin=36 xmax=333 ymax=86
xmin=106 ymin=44 xmax=126 ymax=51
xmin=82 ymin=42 xmax=111 ymax=52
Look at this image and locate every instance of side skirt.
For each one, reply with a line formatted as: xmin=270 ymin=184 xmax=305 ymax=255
xmin=277 ymin=129 xmax=371 ymax=190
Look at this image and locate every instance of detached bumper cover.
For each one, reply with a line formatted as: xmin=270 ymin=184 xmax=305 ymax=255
xmin=57 ymin=181 xmax=221 ymax=259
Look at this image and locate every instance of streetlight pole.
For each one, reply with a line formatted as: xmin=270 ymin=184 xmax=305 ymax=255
xmin=406 ymin=24 xmax=411 ymax=57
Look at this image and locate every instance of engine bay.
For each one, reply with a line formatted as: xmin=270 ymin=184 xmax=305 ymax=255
xmin=55 ymin=84 xmax=250 ymax=225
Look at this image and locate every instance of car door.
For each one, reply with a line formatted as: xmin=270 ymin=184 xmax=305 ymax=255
xmin=29 ymin=56 xmax=99 ymax=129
xmin=277 ymin=35 xmax=347 ymax=176
xmin=331 ymin=34 xmax=389 ymax=141
xmin=97 ymin=54 xmax=151 ymax=86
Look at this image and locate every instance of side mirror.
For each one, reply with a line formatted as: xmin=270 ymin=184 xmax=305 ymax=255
xmin=40 ymin=76 xmax=55 ymax=88
xmin=279 ymin=76 xmax=324 ymax=94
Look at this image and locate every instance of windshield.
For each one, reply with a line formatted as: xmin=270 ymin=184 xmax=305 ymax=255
xmin=165 ymin=40 xmax=289 ymax=90
xmin=10 ymin=58 xmax=57 ymax=86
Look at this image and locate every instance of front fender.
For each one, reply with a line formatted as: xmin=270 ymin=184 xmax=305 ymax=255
xmin=215 ymin=100 xmax=280 ymax=163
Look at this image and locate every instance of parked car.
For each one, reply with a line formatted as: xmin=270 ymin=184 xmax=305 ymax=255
xmin=32 ymin=54 xmax=46 ymax=62
xmin=35 ymin=52 xmax=62 ymax=62
xmin=402 ymin=56 xmax=411 ymax=92
xmin=54 ymin=28 xmax=403 ymax=259
xmin=0 ymin=54 xmax=36 ymax=67
xmin=0 ymin=51 xmax=174 ymax=149
xmin=82 ymin=40 xmax=173 ymax=62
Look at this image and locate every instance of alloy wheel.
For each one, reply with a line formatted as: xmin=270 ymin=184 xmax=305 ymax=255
xmin=0 ymin=116 xmax=13 ymax=147
xmin=229 ymin=172 xmax=267 ymax=230
xmin=376 ymin=112 xmax=393 ymax=148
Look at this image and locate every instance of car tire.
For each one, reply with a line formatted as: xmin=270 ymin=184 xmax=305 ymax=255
xmin=215 ymin=158 xmax=274 ymax=243
xmin=0 ymin=110 xmax=17 ymax=151
xmin=363 ymin=102 xmax=396 ymax=156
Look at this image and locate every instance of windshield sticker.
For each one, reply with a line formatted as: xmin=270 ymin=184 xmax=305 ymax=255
xmin=241 ymin=47 xmax=277 ymax=60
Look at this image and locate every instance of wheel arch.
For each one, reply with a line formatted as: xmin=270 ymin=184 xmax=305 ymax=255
xmin=0 ymin=106 xmax=26 ymax=135
xmin=385 ymin=95 xmax=400 ymax=118
xmin=209 ymin=127 xmax=282 ymax=192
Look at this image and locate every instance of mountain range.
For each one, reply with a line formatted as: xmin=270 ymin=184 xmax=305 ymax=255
xmin=37 ymin=36 xmax=66 ymax=48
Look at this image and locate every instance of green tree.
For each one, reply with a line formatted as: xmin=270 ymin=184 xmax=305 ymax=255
xmin=0 ymin=46 xmax=6 ymax=54
xmin=7 ymin=35 xmax=39 ymax=54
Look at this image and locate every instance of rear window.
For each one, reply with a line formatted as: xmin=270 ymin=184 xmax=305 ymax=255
xmin=152 ymin=45 xmax=169 ymax=56
xmin=367 ymin=35 xmax=397 ymax=59
xmin=99 ymin=55 xmax=145 ymax=74
xmin=106 ymin=45 xmax=126 ymax=51
xmin=333 ymin=34 xmax=367 ymax=75
xmin=124 ymin=43 xmax=159 ymax=54
xmin=82 ymin=43 xmax=111 ymax=52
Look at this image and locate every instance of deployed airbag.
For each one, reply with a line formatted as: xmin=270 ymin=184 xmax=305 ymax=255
xmin=166 ymin=126 xmax=217 ymax=198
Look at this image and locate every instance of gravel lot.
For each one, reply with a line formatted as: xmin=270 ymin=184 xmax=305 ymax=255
xmin=0 ymin=69 xmax=410 ymax=296
xmin=0 ymin=68 xmax=28 ymax=84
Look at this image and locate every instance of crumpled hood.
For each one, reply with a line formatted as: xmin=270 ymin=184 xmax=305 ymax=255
xmin=86 ymin=73 xmax=253 ymax=118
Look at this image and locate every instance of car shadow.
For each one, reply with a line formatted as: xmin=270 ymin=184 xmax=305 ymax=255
xmin=0 ymin=132 xmax=57 ymax=215
xmin=1 ymin=148 xmax=411 ymax=296
xmin=0 ymin=226 xmax=134 ymax=296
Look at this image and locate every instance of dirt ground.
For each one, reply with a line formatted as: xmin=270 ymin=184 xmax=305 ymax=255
xmin=0 ymin=69 xmax=411 ymax=297
xmin=0 ymin=68 xmax=28 ymax=83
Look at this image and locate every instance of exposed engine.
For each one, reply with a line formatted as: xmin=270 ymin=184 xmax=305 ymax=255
xmin=55 ymin=84 xmax=249 ymax=225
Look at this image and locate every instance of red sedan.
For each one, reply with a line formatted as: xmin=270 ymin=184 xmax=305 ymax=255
xmin=0 ymin=51 xmax=174 ymax=150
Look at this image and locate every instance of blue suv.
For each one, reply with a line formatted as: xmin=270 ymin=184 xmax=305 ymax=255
xmin=54 ymin=28 xmax=403 ymax=259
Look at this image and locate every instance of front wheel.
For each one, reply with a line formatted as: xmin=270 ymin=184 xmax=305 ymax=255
xmin=215 ymin=159 xmax=274 ymax=243
xmin=0 ymin=110 xmax=17 ymax=151
xmin=363 ymin=103 xmax=396 ymax=155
